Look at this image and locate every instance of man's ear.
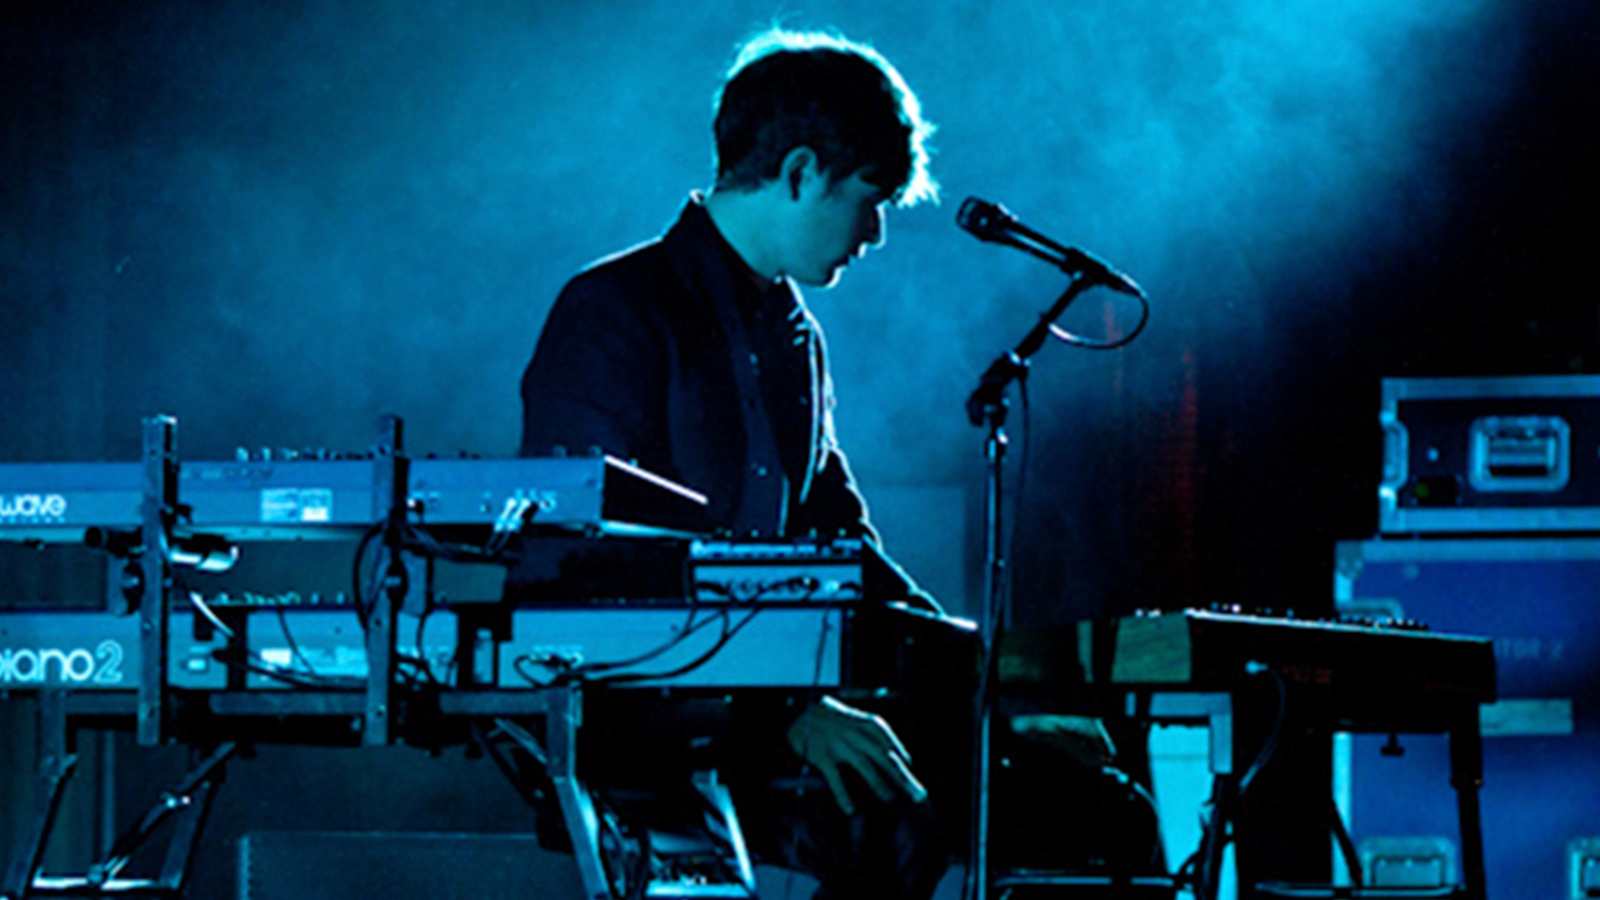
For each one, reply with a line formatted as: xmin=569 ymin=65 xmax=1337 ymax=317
xmin=778 ymin=146 xmax=819 ymax=201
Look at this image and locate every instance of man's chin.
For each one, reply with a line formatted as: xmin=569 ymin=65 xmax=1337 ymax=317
xmin=803 ymin=262 xmax=848 ymax=289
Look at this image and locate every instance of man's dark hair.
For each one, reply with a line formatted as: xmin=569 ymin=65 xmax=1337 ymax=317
xmin=713 ymin=29 xmax=937 ymax=206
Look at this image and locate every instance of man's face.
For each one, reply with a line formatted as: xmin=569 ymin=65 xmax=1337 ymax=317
xmin=783 ymin=168 xmax=889 ymax=288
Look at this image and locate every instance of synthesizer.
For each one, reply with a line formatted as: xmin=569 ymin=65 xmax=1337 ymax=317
xmin=0 ymin=454 xmax=709 ymax=543
xmin=0 ymin=539 xmax=871 ymax=693
xmin=999 ymin=609 xmax=1499 ymax=900
xmin=1000 ymin=608 xmax=1497 ymax=716
xmin=0 ymin=604 xmax=846 ymax=693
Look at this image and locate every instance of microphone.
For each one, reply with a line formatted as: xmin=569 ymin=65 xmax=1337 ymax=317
xmin=957 ymin=197 xmax=1143 ymax=297
xmin=955 ymin=197 xmax=1016 ymax=243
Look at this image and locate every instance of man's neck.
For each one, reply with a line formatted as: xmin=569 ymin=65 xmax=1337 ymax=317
xmin=703 ymin=186 xmax=784 ymax=286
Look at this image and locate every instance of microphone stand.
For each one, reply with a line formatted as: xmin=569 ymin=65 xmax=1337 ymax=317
xmin=965 ymin=274 xmax=1098 ymax=900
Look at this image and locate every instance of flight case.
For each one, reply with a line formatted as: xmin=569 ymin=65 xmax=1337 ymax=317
xmin=1334 ymin=537 xmax=1600 ymax=900
xmin=1379 ymin=375 xmax=1600 ymax=534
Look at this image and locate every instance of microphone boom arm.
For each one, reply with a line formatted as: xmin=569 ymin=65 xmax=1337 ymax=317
xmin=964 ymin=276 xmax=1096 ymax=426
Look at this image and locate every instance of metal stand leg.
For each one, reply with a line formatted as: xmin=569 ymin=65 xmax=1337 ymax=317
xmin=2 ymin=694 xmax=75 ymax=900
xmin=491 ymin=692 xmax=757 ymax=900
xmin=1450 ymin=715 xmax=1487 ymax=900
xmin=2 ymin=704 xmax=234 ymax=900
xmin=1150 ymin=693 xmax=1234 ymax=900
xmin=85 ymin=741 xmax=235 ymax=893
xmin=547 ymin=686 xmax=613 ymax=900
xmin=684 ymin=770 xmax=756 ymax=897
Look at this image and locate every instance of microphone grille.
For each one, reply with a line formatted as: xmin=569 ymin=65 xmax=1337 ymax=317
xmin=956 ymin=197 xmax=1009 ymax=241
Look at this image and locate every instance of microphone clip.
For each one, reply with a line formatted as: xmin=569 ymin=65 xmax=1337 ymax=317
xmin=966 ymin=352 xmax=1028 ymax=427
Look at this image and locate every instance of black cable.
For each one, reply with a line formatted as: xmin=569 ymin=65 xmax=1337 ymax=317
xmin=578 ymin=610 xmax=740 ymax=686
xmin=508 ymin=605 xmax=721 ymax=688
xmin=273 ymin=604 xmax=320 ymax=680
xmin=692 ymin=575 xmax=829 ymax=604
xmin=1197 ymin=779 xmax=1225 ymax=900
xmin=244 ymin=659 xmax=360 ymax=689
xmin=1239 ymin=663 xmax=1287 ymax=794
xmin=779 ymin=587 xmax=849 ymax=818
xmin=351 ymin=522 xmax=385 ymax=629
xmin=1048 ymin=285 xmax=1150 ymax=350
xmin=560 ymin=575 xmax=829 ymax=686
xmin=564 ymin=605 xmax=721 ymax=678
xmin=1327 ymin=796 xmax=1365 ymax=887
xmin=511 ymin=653 xmax=568 ymax=689
xmin=405 ymin=524 xmax=510 ymax=566
xmin=586 ymin=606 xmax=765 ymax=686
xmin=351 ymin=525 xmax=429 ymax=690
xmin=808 ymin=604 xmax=837 ymax=690
xmin=395 ymin=603 xmax=455 ymax=688
xmin=184 ymin=593 xmax=341 ymax=691
xmin=1170 ymin=769 xmax=1234 ymax=900
xmin=208 ymin=646 xmax=361 ymax=690
xmin=1174 ymin=663 xmax=1291 ymax=900
xmin=192 ymin=590 xmax=369 ymax=690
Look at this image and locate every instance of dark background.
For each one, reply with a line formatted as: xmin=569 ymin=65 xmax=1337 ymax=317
xmin=3 ymin=0 xmax=1596 ymax=895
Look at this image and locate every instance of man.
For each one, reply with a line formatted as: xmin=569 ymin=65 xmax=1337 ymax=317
xmin=517 ymin=28 xmax=951 ymax=900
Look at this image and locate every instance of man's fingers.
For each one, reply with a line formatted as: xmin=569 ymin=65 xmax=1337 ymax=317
xmin=816 ymin=760 xmax=856 ymax=816
xmin=843 ymin=738 xmax=922 ymax=802
xmin=876 ymin=719 xmax=913 ymax=765
xmin=847 ymin=715 xmax=914 ymax=766
xmin=793 ymin=697 xmax=929 ymax=810
xmin=819 ymin=697 xmax=914 ymax=763
xmin=841 ymin=745 xmax=899 ymax=803
xmin=828 ymin=732 xmax=922 ymax=804
xmin=886 ymin=747 xmax=929 ymax=803
xmin=831 ymin=710 xmax=912 ymax=764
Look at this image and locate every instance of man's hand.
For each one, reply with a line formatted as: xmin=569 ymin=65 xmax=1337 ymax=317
xmin=787 ymin=695 xmax=928 ymax=816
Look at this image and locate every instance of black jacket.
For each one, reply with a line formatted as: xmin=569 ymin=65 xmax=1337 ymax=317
xmin=520 ymin=197 xmax=877 ymax=541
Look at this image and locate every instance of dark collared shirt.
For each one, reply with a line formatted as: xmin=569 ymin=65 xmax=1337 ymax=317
xmin=520 ymin=197 xmax=871 ymax=539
